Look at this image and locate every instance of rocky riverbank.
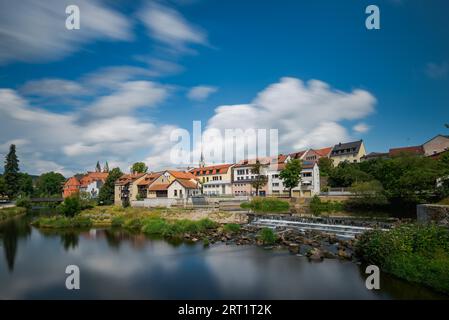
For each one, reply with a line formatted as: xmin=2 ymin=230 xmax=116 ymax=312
xmin=182 ymin=224 xmax=357 ymax=261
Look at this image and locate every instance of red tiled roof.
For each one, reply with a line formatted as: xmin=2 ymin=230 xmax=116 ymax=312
xmin=173 ymin=179 xmax=199 ymax=189
xmin=289 ymin=150 xmax=307 ymax=159
xmin=148 ymin=183 xmax=169 ymax=191
xmin=314 ymin=147 xmax=332 ymax=157
xmin=389 ymin=146 xmax=424 ymax=157
xmin=64 ymin=176 xmax=80 ymax=187
xmin=137 ymin=172 xmax=162 ymax=186
xmin=190 ymin=164 xmax=233 ymax=175
xmin=115 ymin=173 xmax=146 ymax=186
xmin=167 ymin=170 xmax=197 ymax=180
xmin=80 ymin=172 xmax=109 ymax=187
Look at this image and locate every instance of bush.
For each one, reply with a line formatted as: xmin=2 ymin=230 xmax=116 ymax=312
xmin=356 ymin=224 xmax=449 ymax=294
xmin=124 ymin=217 xmax=143 ymax=230
xmin=0 ymin=207 xmax=26 ymax=222
xmin=223 ymin=223 xmax=241 ymax=233
xmin=58 ymin=196 xmax=81 ymax=217
xmin=111 ymin=216 xmax=125 ymax=227
xmin=257 ymin=227 xmax=278 ymax=245
xmin=309 ymin=196 xmax=343 ymax=216
xmin=240 ymin=197 xmax=290 ymax=213
xmin=16 ymin=196 xmax=32 ymax=209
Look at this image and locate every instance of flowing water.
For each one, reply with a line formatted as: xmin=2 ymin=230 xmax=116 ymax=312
xmin=0 ymin=216 xmax=447 ymax=300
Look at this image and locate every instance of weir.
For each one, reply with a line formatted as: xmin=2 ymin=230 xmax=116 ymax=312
xmin=249 ymin=216 xmax=391 ymax=239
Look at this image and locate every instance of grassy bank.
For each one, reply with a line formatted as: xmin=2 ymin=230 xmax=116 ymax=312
xmin=32 ymin=206 xmax=224 ymax=240
xmin=356 ymin=224 xmax=449 ymax=294
xmin=0 ymin=207 xmax=27 ymax=222
xmin=241 ymin=197 xmax=290 ymax=213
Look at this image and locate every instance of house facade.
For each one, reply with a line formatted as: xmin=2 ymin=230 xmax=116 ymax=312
xmin=422 ymin=135 xmax=449 ymax=157
xmin=302 ymin=147 xmax=332 ymax=162
xmin=190 ymin=164 xmax=234 ymax=196
xmin=267 ymin=157 xmax=320 ymax=197
xmin=63 ymin=177 xmax=81 ymax=198
xmin=330 ymin=140 xmax=366 ymax=165
xmin=114 ymin=173 xmax=146 ymax=205
xmin=167 ymin=179 xmax=201 ymax=199
xmin=63 ymin=171 xmax=109 ymax=199
xmin=231 ymin=158 xmax=274 ymax=196
xmin=79 ymin=172 xmax=108 ymax=198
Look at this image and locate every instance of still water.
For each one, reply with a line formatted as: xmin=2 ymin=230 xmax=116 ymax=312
xmin=0 ymin=217 xmax=447 ymax=300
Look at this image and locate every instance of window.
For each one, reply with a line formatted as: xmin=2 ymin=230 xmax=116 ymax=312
xmin=302 ymin=172 xmax=312 ymax=177
xmin=174 ymin=190 xmax=177 ymax=196
xmin=272 ymin=174 xmax=279 ymax=179
xmin=272 ymin=183 xmax=279 ymax=187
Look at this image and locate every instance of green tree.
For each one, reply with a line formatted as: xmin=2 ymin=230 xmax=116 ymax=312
xmin=18 ymin=173 xmax=33 ymax=196
xmin=279 ymin=159 xmax=302 ymax=197
xmin=347 ymin=180 xmax=388 ymax=209
xmin=318 ymin=157 xmax=334 ymax=177
xmin=250 ymin=160 xmax=268 ymax=196
xmin=328 ymin=161 xmax=373 ymax=187
xmin=3 ymin=144 xmax=20 ymax=199
xmin=0 ymin=175 xmax=6 ymax=197
xmin=59 ymin=195 xmax=81 ymax=217
xmin=36 ymin=172 xmax=66 ymax=196
xmin=131 ymin=162 xmax=148 ymax=174
xmin=98 ymin=167 xmax=123 ymax=205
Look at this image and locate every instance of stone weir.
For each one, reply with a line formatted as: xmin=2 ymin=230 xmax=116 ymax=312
xmin=247 ymin=214 xmax=397 ymax=239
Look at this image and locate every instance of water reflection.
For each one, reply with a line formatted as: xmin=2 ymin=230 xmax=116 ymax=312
xmin=0 ymin=217 xmax=31 ymax=272
xmin=0 ymin=217 xmax=447 ymax=300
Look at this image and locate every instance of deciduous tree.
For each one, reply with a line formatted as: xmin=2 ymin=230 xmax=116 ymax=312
xmin=279 ymin=159 xmax=302 ymax=197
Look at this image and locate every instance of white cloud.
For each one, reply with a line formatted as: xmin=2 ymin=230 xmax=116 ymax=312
xmin=206 ymin=77 xmax=376 ymax=153
xmin=88 ymin=81 xmax=168 ymax=117
xmin=0 ymin=76 xmax=376 ymax=176
xmin=20 ymin=78 xmax=88 ymax=97
xmin=353 ymin=122 xmax=370 ymax=134
xmin=425 ymin=61 xmax=449 ymax=79
xmin=139 ymin=3 xmax=207 ymax=52
xmin=187 ymin=85 xmax=218 ymax=101
xmin=0 ymin=0 xmax=132 ymax=65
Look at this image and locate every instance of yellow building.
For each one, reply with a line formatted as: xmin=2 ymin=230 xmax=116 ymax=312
xmin=330 ymin=140 xmax=367 ymax=166
xmin=189 ymin=164 xmax=234 ymax=195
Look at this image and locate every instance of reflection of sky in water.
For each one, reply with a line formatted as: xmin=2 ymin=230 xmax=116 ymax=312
xmin=0 ymin=222 xmax=447 ymax=300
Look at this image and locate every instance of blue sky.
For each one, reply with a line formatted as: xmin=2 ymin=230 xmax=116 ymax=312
xmin=0 ymin=0 xmax=448 ymax=175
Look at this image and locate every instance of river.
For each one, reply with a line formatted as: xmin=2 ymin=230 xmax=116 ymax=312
xmin=0 ymin=216 xmax=447 ymax=299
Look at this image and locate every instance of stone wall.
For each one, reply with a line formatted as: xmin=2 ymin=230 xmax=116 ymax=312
xmin=417 ymin=204 xmax=449 ymax=227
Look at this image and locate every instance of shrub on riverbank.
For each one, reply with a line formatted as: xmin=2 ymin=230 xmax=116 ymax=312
xmin=0 ymin=207 xmax=26 ymax=222
xmin=309 ymin=196 xmax=344 ymax=216
xmin=241 ymin=197 xmax=290 ymax=213
xmin=141 ymin=218 xmax=218 ymax=238
xmin=33 ymin=215 xmax=93 ymax=228
xmin=356 ymin=224 xmax=449 ymax=294
xmin=257 ymin=227 xmax=277 ymax=245
xmin=223 ymin=223 xmax=241 ymax=233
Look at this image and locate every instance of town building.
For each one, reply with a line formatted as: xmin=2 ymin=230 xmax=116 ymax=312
xmin=422 ymin=135 xmax=449 ymax=157
xmin=144 ymin=170 xmax=200 ymax=199
xmin=114 ymin=173 xmax=146 ymax=205
xmin=189 ymin=164 xmax=234 ymax=196
xmin=330 ymin=140 xmax=367 ymax=165
xmin=79 ymin=172 xmax=109 ymax=198
xmin=63 ymin=176 xmax=81 ymax=198
xmin=266 ymin=155 xmax=320 ymax=197
xmin=302 ymin=147 xmax=332 ymax=162
xmin=231 ymin=157 xmax=272 ymax=196
xmin=389 ymin=145 xmax=424 ymax=157
xmin=63 ymin=170 xmax=109 ymax=199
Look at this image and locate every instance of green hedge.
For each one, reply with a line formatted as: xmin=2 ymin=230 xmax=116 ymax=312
xmin=356 ymin=224 xmax=449 ymax=294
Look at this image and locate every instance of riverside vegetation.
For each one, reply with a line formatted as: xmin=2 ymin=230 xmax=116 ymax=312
xmin=356 ymin=223 xmax=449 ymax=295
